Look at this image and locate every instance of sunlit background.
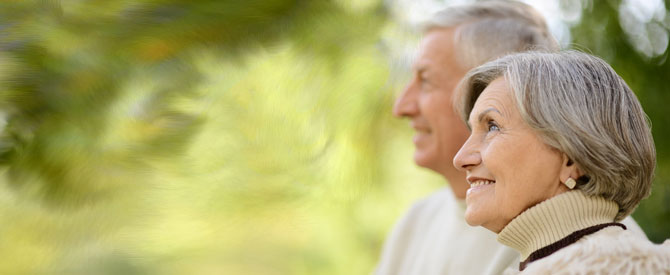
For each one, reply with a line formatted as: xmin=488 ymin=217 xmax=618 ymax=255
xmin=0 ymin=0 xmax=668 ymax=274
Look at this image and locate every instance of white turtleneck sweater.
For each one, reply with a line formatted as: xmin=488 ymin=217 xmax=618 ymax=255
xmin=375 ymin=187 xmax=518 ymax=275
xmin=497 ymin=190 xmax=670 ymax=274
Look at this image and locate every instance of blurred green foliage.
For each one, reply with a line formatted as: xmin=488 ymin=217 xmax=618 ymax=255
xmin=0 ymin=0 xmax=668 ymax=274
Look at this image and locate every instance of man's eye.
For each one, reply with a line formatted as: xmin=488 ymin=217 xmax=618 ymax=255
xmin=487 ymin=121 xmax=500 ymax=132
xmin=419 ymin=77 xmax=429 ymax=87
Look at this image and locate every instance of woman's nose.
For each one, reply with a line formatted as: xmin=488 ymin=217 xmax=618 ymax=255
xmin=453 ymin=137 xmax=481 ymax=171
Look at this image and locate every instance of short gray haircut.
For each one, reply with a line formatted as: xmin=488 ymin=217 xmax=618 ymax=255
xmin=456 ymin=51 xmax=656 ymax=221
xmin=425 ymin=1 xmax=559 ymax=69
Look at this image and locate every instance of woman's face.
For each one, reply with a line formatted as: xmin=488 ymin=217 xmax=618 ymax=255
xmin=453 ymin=77 xmax=569 ymax=233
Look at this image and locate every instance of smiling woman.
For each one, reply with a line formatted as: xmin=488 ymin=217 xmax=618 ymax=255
xmin=452 ymin=51 xmax=670 ymax=273
xmin=454 ymin=77 xmax=567 ymax=234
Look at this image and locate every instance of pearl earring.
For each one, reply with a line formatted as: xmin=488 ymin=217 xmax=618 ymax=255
xmin=564 ymin=178 xmax=576 ymax=189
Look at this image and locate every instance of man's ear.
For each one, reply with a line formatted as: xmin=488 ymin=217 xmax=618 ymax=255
xmin=559 ymin=153 xmax=582 ymax=184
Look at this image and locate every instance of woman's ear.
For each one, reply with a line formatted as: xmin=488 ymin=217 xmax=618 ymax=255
xmin=559 ymin=153 xmax=582 ymax=187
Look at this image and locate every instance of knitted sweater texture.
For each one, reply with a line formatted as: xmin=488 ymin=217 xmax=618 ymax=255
xmin=498 ymin=190 xmax=670 ymax=274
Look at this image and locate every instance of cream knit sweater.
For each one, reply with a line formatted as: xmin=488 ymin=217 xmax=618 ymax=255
xmin=375 ymin=187 xmax=519 ymax=275
xmin=498 ymin=190 xmax=670 ymax=274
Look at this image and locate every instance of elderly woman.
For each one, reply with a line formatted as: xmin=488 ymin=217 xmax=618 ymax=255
xmin=452 ymin=51 xmax=670 ymax=274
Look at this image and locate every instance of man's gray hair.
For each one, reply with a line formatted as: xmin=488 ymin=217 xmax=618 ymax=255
xmin=456 ymin=51 xmax=656 ymax=221
xmin=425 ymin=1 xmax=559 ymax=69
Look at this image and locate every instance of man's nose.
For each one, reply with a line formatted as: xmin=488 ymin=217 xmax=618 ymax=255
xmin=393 ymin=81 xmax=419 ymax=118
xmin=453 ymin=136 xmax=481 ymax=172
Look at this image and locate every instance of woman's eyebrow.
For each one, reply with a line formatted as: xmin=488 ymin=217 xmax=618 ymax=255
xmin=477 ymin=108 xmax=502 ymax=123
xmin=467 ymin=107 xmax=501 ymax=129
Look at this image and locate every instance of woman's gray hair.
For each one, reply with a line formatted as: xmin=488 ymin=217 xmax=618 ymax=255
xmin=456 ymin=51 xmax=656 ymax=221
xmin=424 ymin=1 xmax=559 ymax=69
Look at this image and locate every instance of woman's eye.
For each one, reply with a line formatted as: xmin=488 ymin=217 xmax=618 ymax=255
xmin=487 ymin=121 xmax=500 ymax=132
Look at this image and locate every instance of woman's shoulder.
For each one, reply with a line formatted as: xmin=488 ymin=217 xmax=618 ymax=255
xmin=521 ymin=227 xmax=670 ymax=274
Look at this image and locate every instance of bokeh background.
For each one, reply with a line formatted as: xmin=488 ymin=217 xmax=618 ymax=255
xmin=0 ymin=0 xmax=668 ymax=274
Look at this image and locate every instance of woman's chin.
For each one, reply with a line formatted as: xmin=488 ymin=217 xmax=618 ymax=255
xmin=463 ymin=208 xmax=482 ymax=227
xmin=465 ymin=207 xmax=505 ymax=233
xmin=466 ymin=218 xmax=499 ymax=233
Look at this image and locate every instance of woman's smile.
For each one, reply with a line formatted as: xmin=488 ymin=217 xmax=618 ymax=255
xmin=453 ymin=78 xmax=566 ymax=233
xmin=466 ymin=179 xmax=495 ymax=196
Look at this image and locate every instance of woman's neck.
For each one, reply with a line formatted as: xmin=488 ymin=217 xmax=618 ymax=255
xmin=496 ymin=190 xmax=619 ymax=260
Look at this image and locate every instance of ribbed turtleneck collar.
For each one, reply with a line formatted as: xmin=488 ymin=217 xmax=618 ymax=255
xmin=497 ymin=190 xmax=618 ymax=260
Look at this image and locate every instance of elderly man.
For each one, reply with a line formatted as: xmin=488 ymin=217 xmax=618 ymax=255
xmin=375 ymin=1 xmax=646 ymax=274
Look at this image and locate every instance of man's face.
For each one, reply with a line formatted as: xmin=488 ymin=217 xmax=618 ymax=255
xmin=393 ymin=28 xmax=470 ymax=180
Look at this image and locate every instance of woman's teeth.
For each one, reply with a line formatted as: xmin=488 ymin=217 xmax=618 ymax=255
xmin=470 ymin=180 xmax=495 ymax=187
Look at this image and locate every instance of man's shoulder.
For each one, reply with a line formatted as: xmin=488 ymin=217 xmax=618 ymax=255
xmin=388 ymin=187 xmax=455 ymax=230
xmin=409 ymin=187 xmax=456 ymax=210
xmin=389 ymin=187 xmax=456 ymax=227
xmin=376 ymin=187 xmax=520 ymax=275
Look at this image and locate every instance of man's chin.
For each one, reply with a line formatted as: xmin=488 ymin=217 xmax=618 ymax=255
xmin=413 ymin=151 xmax=439 ymax=170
